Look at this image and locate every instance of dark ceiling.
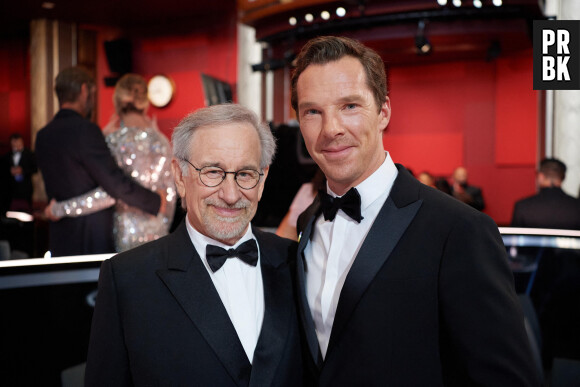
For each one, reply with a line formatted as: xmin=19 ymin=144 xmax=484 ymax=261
xmin=0 ymin=0 xmax=237 ymax=37
xmin=0 ymin=0 xmax=545 ymax=66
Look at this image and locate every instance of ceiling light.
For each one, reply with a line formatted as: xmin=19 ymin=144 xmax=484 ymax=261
xmin=493 ymin=0 xmax=502 ymax=6
xmin=289 ymin=17 xmax=297 ymax=26
xmin=305 ymin=13 xmax=314 ymax=22
xmin=453 ymin=0 xmax=461 ymax=7
xmin=437 ymin=0 xmax=447 ymax=5
xmin=473 ymin=0 xmax=482 ymax=8
xmin=321 ymin=11 xmax=330 ymax=20
xmin=336 ymin=7 xmax=346 ymax=17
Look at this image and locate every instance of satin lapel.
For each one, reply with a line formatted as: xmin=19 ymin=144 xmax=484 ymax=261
xmin=156 ymin=223 xmax=251 ymax=386
xmin=326 ymin=193 xmax=423 ymax=358
xmin=249 ymin=230 xmax=292 ymax=387
xmin=296 ymin=201 xmax=323 ymax=367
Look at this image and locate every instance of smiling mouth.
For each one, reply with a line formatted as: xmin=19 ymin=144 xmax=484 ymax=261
xmin=212 ymin=206 xmax=243 ymax=218
xmin=322 ymin=145 xmax=353 ymax=157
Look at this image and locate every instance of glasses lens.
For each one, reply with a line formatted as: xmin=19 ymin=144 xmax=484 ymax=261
xmin=199 ymin=166 xmax=226 ymax=187
xmin=236 ymin=170 xmax=261 ymax=189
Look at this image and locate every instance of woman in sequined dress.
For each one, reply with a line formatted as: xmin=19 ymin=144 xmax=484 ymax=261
xmin=48 ymin=74 xmax=176 ymax=252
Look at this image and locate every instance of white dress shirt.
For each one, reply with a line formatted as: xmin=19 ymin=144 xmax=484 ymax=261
xmin=185 ymin=218 xmax=264 ymax=363
xmin=304 ymin=152 xmax=398 ymax=359
xmin=12 ymin=151 xmax=21 ymax=166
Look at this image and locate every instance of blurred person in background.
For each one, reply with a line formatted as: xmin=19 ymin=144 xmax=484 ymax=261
xmin=2 ymin=133 xmax=37 ymax=214
xmin=450 ymin=166 xmax=485 ymax=211
xmin=511 ymin=158 xmax=580 ymax=230
xmin=36 ymin=67 xmax=164 ymax=256
xmin=47 ymin=73 xmax=175 ymax=252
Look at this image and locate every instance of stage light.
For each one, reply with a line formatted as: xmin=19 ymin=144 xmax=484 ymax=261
xmin=415 ymin=20 xmax=432 ymax=55
xmin=453 ymin=0 xmax=461 ymax=7
xmin=493 ymin=0 xmax=502 ymax=6
xmin=321 ymin=10 xmax=330 ymax=20
xmin=336 ymin=7 xmax=346 ymax=17
xmin=289 ymin=17 xmax=297 ymax=26
xmin=305 ymin=13 xmax=314 ymax=22
xmin=473 ymin=0 xmax=482 ymax=8
xmin=437 ymin=0 xmax=447 ymax=5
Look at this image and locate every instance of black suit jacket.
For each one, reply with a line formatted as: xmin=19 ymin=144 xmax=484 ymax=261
xmin=296 ymin=165 xmax=540 ymax=386
xmin=511 ymin=187 xmax=580 ymax=230
xmin=35 ymin=109 xmax=160 ymax=256
xmin=6 ymin=147 xmax=37 ymax=202
xmin=85 ymin=222 xmax=302 ymax=387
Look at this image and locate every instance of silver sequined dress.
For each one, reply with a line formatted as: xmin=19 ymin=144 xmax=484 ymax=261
xmin=52 ymin=125 xmax=176 ymax=252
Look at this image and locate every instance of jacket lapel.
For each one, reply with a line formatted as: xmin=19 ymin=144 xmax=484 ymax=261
xmin=156 ymin=222 xmax=251 ymax=386
xmin=296 ymin=198 xmax=324 ymax=366
xmin=328 ymin=165 xmax=423 ymax=359
xmin=249 ymin=229 xmax=293 ymax=387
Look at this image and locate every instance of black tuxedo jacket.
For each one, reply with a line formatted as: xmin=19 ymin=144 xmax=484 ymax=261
xmin=296 ymin=165 xmax=540 ymax=386
xmin=7 ymin=147 xmax=37 ymax=202
xmin=511 ymin=187 xmax=580 ymax=230
xmin=35 ymin=109 xmax=160 ymax=256
xmin=85 ymin=222 xmax=302 ymax=387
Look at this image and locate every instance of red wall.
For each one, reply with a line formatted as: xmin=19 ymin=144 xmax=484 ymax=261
xmin=0 ymin=26 xmax=538 ymax=225
xmin=386 ymin=50 xmax=538 ymax=225
xmin=94 ymin=15 xmax=238 ymax=141
xmin=0 ymin=37 xmax=31 ymax=154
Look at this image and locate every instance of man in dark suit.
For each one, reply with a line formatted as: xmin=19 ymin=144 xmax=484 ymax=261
xmin=451 ymin=166 xmax=485 ymax=211
xmin=291 ymin=36 xmax=540 ymax=386
xmin=85 ymin=104 xmax=302 ymax=386
xmin=3 ymin=133 xmax=37 ymax=213
xmin=511 ymin=158 xmax=580 ymax=229
xmin=35 ymin=67 xmax=163 ymax=256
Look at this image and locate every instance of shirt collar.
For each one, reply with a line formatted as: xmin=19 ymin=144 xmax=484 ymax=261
xmin=327 ymin=152 xmax=398 ymax=212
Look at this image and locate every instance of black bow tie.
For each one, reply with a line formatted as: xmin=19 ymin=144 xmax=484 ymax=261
xmin=319 ymin=187 xmax=364 ymax=223
xmin=205 ymin=239 xmax=259 ymax=272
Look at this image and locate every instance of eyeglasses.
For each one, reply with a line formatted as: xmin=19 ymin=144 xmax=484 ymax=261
xmin=181 ymin=159 xmax=264 ymax=190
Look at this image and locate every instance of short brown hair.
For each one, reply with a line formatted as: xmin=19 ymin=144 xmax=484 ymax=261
xmin=291 ymin=36 xmax=387 ymax=113
xmin=55 ymin=66 xmax=95 ymax=106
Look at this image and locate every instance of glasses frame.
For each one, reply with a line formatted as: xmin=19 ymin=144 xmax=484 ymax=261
xmin=181 ymin=159 xmax=264 ymax=190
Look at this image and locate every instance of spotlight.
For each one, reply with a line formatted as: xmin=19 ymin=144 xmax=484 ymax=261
xmin=305 ymin=13 xmax=314 ymax=22
xmin=415 ymin=20 xmax=432 ymax=55
xmin=321 ymin=10 xmax=330 ymax=20
xmin=437 ymin=0 xmax=447 ymax=5
xmin=492 ymin=0 xmax=502 ymax=6
xmin=336 ymin=7 xmax=346 ymax=17
xmin=452 ymin=0 xmax=461 ymax=7
xmin=473 ymin=0 xmax=482 ymax=8
xmin=289 ymin=17 xmax=297 ymax=26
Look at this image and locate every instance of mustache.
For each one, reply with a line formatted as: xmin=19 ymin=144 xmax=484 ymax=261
xmin=204 ymin=197 xmax=251 ymax=209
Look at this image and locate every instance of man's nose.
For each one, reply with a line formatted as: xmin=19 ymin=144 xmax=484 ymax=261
xmin=218 ymin=173 xmax=242 ymax=204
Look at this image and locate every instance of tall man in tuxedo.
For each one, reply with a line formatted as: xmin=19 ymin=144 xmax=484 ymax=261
xmin=291 ymin=36 xmax=540 ymax=386
xmin=35 ymin=67 xmax=163 ymax=256
xmin=85 ymin=104 xmax=302 ymax=386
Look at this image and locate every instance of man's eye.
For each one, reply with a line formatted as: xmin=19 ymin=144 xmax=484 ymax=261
xmin=345 ymin=103 xmax=357 ymax=110
xmin=304 ymin=109 xmax=319 ymax=115
xmin=204 ymin=169 xmax=224 ymax=179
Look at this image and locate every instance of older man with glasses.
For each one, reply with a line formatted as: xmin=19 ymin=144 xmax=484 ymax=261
xmin=85 ymin=103 xmax=303 ymax=386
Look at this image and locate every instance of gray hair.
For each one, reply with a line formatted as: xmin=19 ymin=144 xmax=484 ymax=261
xmin=172 ymin=103 xmax=276 ymax=176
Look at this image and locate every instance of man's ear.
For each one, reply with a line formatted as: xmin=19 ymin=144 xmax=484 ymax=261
xmin=257 ymin=166 xmax=269 ymax=201
xmin=171 ymin=159 xmax=187 ymax=199
xmin=378 ymin=96 xmax=391 ymax=132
